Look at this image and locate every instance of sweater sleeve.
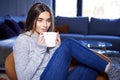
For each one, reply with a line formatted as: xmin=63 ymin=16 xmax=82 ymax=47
xmin=13 ymin=34 xmax=47 ymax=80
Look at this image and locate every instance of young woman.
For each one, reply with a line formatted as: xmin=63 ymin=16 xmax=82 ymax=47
xmin=13 ymin=2 xmax=111 ymax=80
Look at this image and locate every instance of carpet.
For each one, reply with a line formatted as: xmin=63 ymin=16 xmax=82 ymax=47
xmin=107 ymin=55 xmax=120 ymax=80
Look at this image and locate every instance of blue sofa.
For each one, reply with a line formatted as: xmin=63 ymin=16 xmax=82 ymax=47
xmin=0 ymin=15 xmax=26 ymax=70
xmin=55 ymin=16 xmax=120 ymax=51
xmin=0 ymin=15 xmax=120 ymax=71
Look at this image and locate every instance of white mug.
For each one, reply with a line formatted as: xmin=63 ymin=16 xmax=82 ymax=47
xmin=43 ymin=32 xmax=57 ymax=47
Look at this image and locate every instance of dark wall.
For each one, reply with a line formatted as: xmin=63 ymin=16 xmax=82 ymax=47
xmin=0 ymin=0 xmax=52 ymax=16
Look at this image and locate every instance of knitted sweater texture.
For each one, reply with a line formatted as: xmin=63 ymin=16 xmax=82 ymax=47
xmin=13 ymin=32 xmax=59 ymax=80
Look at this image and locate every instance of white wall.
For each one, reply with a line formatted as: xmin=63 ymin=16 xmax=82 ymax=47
xmin=0 ymin=0 xmax=52 ymax=16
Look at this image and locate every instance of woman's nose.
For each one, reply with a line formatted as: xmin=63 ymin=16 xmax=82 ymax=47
xmin=43 ymin=21 xmax=47 ymax=26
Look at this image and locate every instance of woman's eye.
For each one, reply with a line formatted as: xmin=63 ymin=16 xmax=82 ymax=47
xmin=47 ymin=19 xmax=51 ymax=22
xmin=38 ymin=19 xmax=42 ymax=22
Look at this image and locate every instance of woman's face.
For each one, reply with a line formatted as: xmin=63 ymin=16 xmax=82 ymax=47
xmin=35 ymin=11 xmax=51 ymax=34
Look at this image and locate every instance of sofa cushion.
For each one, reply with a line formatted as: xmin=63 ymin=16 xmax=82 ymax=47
xmin=0 ymin=17 xmax=5 ymax=24
xmin=55 ymin=16 xmax=89 ymax=34
xmin=18 ymin=21 xmax=26 ymax=29
xmin=0 ymin=23 xmax=17 ymax=39
xmin=60 ymin=33 xmax=85 ymax=40
xmin=89 ymin=17 xmax=120 ymax=36
xmin=5 ymin=19 xmax=21 ymax=35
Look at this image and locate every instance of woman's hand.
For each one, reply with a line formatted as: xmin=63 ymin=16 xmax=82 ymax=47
xmin=37 ymin=33 xmax=45 ymax=44
xmin=37 ymin=32 xmax=61 ymax=45
xmin=56 ymin=32 xmax=61 ymax=44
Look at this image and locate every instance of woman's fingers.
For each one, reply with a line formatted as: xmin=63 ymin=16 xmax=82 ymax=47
xmin=38 ymin=33 xmax=45 ymax=44
xmin=56 ymin=32 xmax=61 ymax=44
xmin=38 ymin=32 xmax=61 ymax=45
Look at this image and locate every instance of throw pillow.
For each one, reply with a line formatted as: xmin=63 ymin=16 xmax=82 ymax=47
xmin=0 ymin=23 xmax=17 ymax=39
xmin=18 ymin=21 xmax=26 ymax=29
xmin=89 ymin=17 xmax=120 ymax=36
xmin=5 ymin=19 xmax=21 ymax=35
xmin=55 ymin=25 xmax=69 ymax=33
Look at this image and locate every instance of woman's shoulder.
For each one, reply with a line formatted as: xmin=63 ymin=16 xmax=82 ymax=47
xmin=13 ymin=32 xmax=32 ymax=48
xmin=15 ymin=32 xmax=31 ymax=42
xmin=18 ymin=32 xmax=31 ymax=38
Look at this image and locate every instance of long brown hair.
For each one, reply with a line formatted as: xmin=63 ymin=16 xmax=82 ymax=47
xmin=24 ymin=2 xmax=54 ymax=33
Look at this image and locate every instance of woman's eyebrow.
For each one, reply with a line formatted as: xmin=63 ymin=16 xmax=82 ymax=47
xmin=47 ymin=18 xmax=51 ymax=20
xmin=38 ymin=17 xmax=51 ymax=20
xmin=38 ymin=17 xmax=43 ymax=20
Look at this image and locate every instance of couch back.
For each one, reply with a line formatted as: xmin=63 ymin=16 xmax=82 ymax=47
xmin=55 ymin=16 xmax=89 ymax=34
xmin=55 ymin=16 xmax=120 ymax=36
xmin=89 ymin=17 xmax=120 ymax=36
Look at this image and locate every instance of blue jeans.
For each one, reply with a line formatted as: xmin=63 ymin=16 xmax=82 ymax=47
xmin=40 ymin=39 xmax=108 ymax=80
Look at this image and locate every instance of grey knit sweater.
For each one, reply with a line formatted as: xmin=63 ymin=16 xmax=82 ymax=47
xmin=13 ymin=32 xmax=60 ymax=80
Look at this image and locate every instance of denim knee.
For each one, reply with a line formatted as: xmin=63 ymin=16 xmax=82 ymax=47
xmin=68 ymin=65 xmax=98 ymax=80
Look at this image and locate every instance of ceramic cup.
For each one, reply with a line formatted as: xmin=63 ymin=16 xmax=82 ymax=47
xmin=43 ymin=32 xmax=57 ymax=47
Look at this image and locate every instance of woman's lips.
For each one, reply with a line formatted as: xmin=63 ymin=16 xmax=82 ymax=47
xmin=41 ymin=29 xmax=47 ymax=32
